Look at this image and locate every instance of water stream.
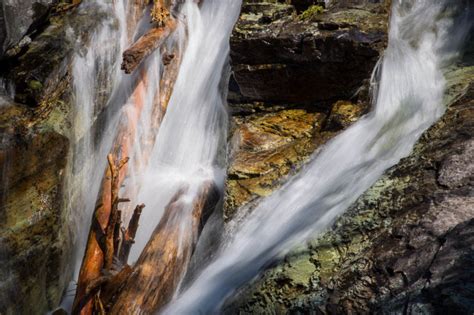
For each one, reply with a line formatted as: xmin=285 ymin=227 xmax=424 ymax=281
xmin=130 ymin=0 xmax=242 ymax=260
xmin=59 ymin=0 xmax=472 ymax=313
xmin=62 ymin=0 xmax=168 ymax=309
xmin=162 ymin=1 xmax=469 ymax=313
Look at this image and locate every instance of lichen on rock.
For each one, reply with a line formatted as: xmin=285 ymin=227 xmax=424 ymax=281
xmin=223 ymin=55 xmax=474 ymax=315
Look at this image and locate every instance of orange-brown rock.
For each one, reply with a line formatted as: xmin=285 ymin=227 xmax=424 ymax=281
xmin=224 ymin=109 xmax=326 ymax=220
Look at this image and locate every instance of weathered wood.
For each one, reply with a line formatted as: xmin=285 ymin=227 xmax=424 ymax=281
xmin=151 ymin=0 xmax=171 ymax=26
xmin=73 ymin=33 xmax=182 ymax=314
xmin=121 ymin=18 xmax=177 ymax=74
xmin=109 ymin=181 xmax=220 ymax=314
xmin=73 ymin=83 xmax=144 ymax=313
xmin=104 ymin=155 xmax=129 ymax=270
xmin=73 ymin=5 xmax=184 ymax=312
xmin=72 ymin=166 xmax=113 ymax=315
xmin=119 ymin=204 xmax=145 ymax=264
xmin=72 ymin=154 xmax=131 ymax=315
xmin=100 ymin=265 xmax=134 ymax=307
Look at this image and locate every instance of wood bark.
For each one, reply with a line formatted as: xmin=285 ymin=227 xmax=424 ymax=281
xmin=151 ymin=0 xmax=171 ymax=26
xmin=121 ymin=19 xmax=177 ymax=74
xmin=73 ymin=67 xmax=150 ymax=315
xmin=73 ymin=26 xmax=181 ymax=315
xmin=118 ymin=204 xmax=145 ymax=263
xmin=109 ymin=181 xmax=220 ymax=315
xmin=73 ymin=1 xmax=189 ymax=312
xmin=72 ymin=155 xmax=129 ymax=315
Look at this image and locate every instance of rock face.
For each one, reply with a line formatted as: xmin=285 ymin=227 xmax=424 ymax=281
xmin=0 ymin=103 xmax=70 ymax=315
xmin=229 ymin=0 xmax=388 ymax=105
xmin=224 ymin=0 xmax=386 ymax=220
xmin=0 ymin=0 xmax=55 ymax=59
xmin=0 ymin=3 xmax=120 ymax=314
xmin=223 ymin=56 xmax=474 ymax=313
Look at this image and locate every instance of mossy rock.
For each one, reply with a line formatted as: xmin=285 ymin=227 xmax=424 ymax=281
xmin=299 ymin=5 xmax=324 ymax=21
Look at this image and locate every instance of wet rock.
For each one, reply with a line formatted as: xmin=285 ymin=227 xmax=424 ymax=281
xmin=0 ymin=0 xmax=54 ymax=58
xmin=5 ymin=6 xmax=111 ymax=108
xmin=224 ymin=109 xmax=326 ymax=220
xmin=229 ymin=0 xmax=389 ymax=106
xmin=223 ymin=58 xmax=474 ymax=314
xmin=224 ymin=0 xmax=384 ymax=221
xmin=0 ymin=102 xmax=70 ymax=315
xmin=324 ymin=100 xmax=367 ymax=130
xmin=0 ymin=3 xmax=120 ymax=314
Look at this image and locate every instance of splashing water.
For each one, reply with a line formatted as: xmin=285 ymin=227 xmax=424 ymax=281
xmin=163 ymin=1 xmax=470 ymax=313
xmin=61 ymin=0 xmax=169 ymax=309
xmin=129 ymin=0 xmax=242 ymax=260
xmin=66 ymin=0 xmax=129 ymax=275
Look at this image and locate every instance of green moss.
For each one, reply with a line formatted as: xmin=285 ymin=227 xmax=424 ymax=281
xmin=299 ymin=5 xmax=324 ymax=20
xmin=28 ymin=80 xmax=43 ymax=91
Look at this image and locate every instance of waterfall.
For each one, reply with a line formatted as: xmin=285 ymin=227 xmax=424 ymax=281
xmin=61 ymin=0 xmax=168 ymax=309
xmin=67 ymin=0 xmax=127 ymax=265
xmin=163 ymin=1 xmax=469 ymax=313
xmin=129 ymin=0 xmax=242 ymax=260
xmin=64 ymin=0 xmax=241 ymax=309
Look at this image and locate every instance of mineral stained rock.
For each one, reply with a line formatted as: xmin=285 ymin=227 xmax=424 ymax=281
xmin=0 ymin=104 xmax=70 ymax=314
xmin=223 ymin=53 xmax=474 ymax=314
xmin=0 ymin=3 xmax=122 ymax=314
xmin=224 ymin=0 xmax=386 ymax=220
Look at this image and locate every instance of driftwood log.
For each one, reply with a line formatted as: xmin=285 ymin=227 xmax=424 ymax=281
xmin=109 ymin=181 xmax=220 ymax=314
xmin=151 ymin=0 xmax=171 ymax=26
xmin=72 ymin=1 xmax=221 ymax=314
xmin=72 ymin=154 xmax=143 ymax=315
xmin=121 ymin=19 xmax=177 ymax=74
xmin=73 ymin=12 xmax=181 ymax=315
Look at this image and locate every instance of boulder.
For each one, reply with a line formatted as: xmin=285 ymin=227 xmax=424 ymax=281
xmin=229 ymin=0 xmax=389 ymax=106
xmin=224 ymin=0 xmax=384 ymax=221
xmin=224 ymin=109 xmax=327 ymax=219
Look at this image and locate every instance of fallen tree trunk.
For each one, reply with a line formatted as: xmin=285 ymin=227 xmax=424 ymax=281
xmin=72 ymin=154 xmax=132 ymax=315
xmin=109 ymin=181 xmax=220 ymax=315
xmin=121 ymin=19 xmax=177 ymax=74
xmin=73 ymin=29 xmax=182 ymax=315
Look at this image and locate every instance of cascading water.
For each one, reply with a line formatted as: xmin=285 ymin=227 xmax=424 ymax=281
xmin=62 ymin=0 xmax=170 ymax=309
xmin=129 ymin=0 xmax=242 ymax=260
xmin=163 ymin=1 xmax=469 ymax=313
xmin=67 ymin=0 xmax=128 ymax=264
xmin=60 ymin=1 xmax=132 ymax=309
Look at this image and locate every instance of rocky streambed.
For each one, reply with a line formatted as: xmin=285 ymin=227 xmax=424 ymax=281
xmin=0 ymin=0 xmax=472 ymax=314
xmin=224 ymin=59 xmax=474 ymax=314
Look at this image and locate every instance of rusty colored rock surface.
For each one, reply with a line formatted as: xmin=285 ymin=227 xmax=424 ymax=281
xmin=223 ymin=58 xmax=474 ymax=314
xmin=0 ymin=102 xmax=70 ymax=315
xmin=224 ymin=0 xmax=384 ymax=221
xmin=224 ymin=109 xmax=326 ymax=220
xmin=325 ymin=100 xmax=368 ymax=130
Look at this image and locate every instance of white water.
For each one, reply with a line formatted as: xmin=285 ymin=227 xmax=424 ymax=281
xmin=62 ymin=0 xmax=169 ymax=309
xmin=67 ymin=0 xmax=129 ymax=275
xmin=65 ymin=0 xmax=241 ymax=306
xmin=163 ymin=1 xmax=463 ymax=313
xmin=129 ymin=0 xmax=242 ymax=260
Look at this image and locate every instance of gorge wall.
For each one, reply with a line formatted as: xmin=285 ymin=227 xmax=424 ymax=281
xmin=225 ymin=0 xmax=389 ymax=220
xmin=0 ymin=0 xmax=472 ymax=314
xmin=0 ymin=2 xmax=124 ymax=313
xmin=223 ymin=1 xmax=474 ymax=314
